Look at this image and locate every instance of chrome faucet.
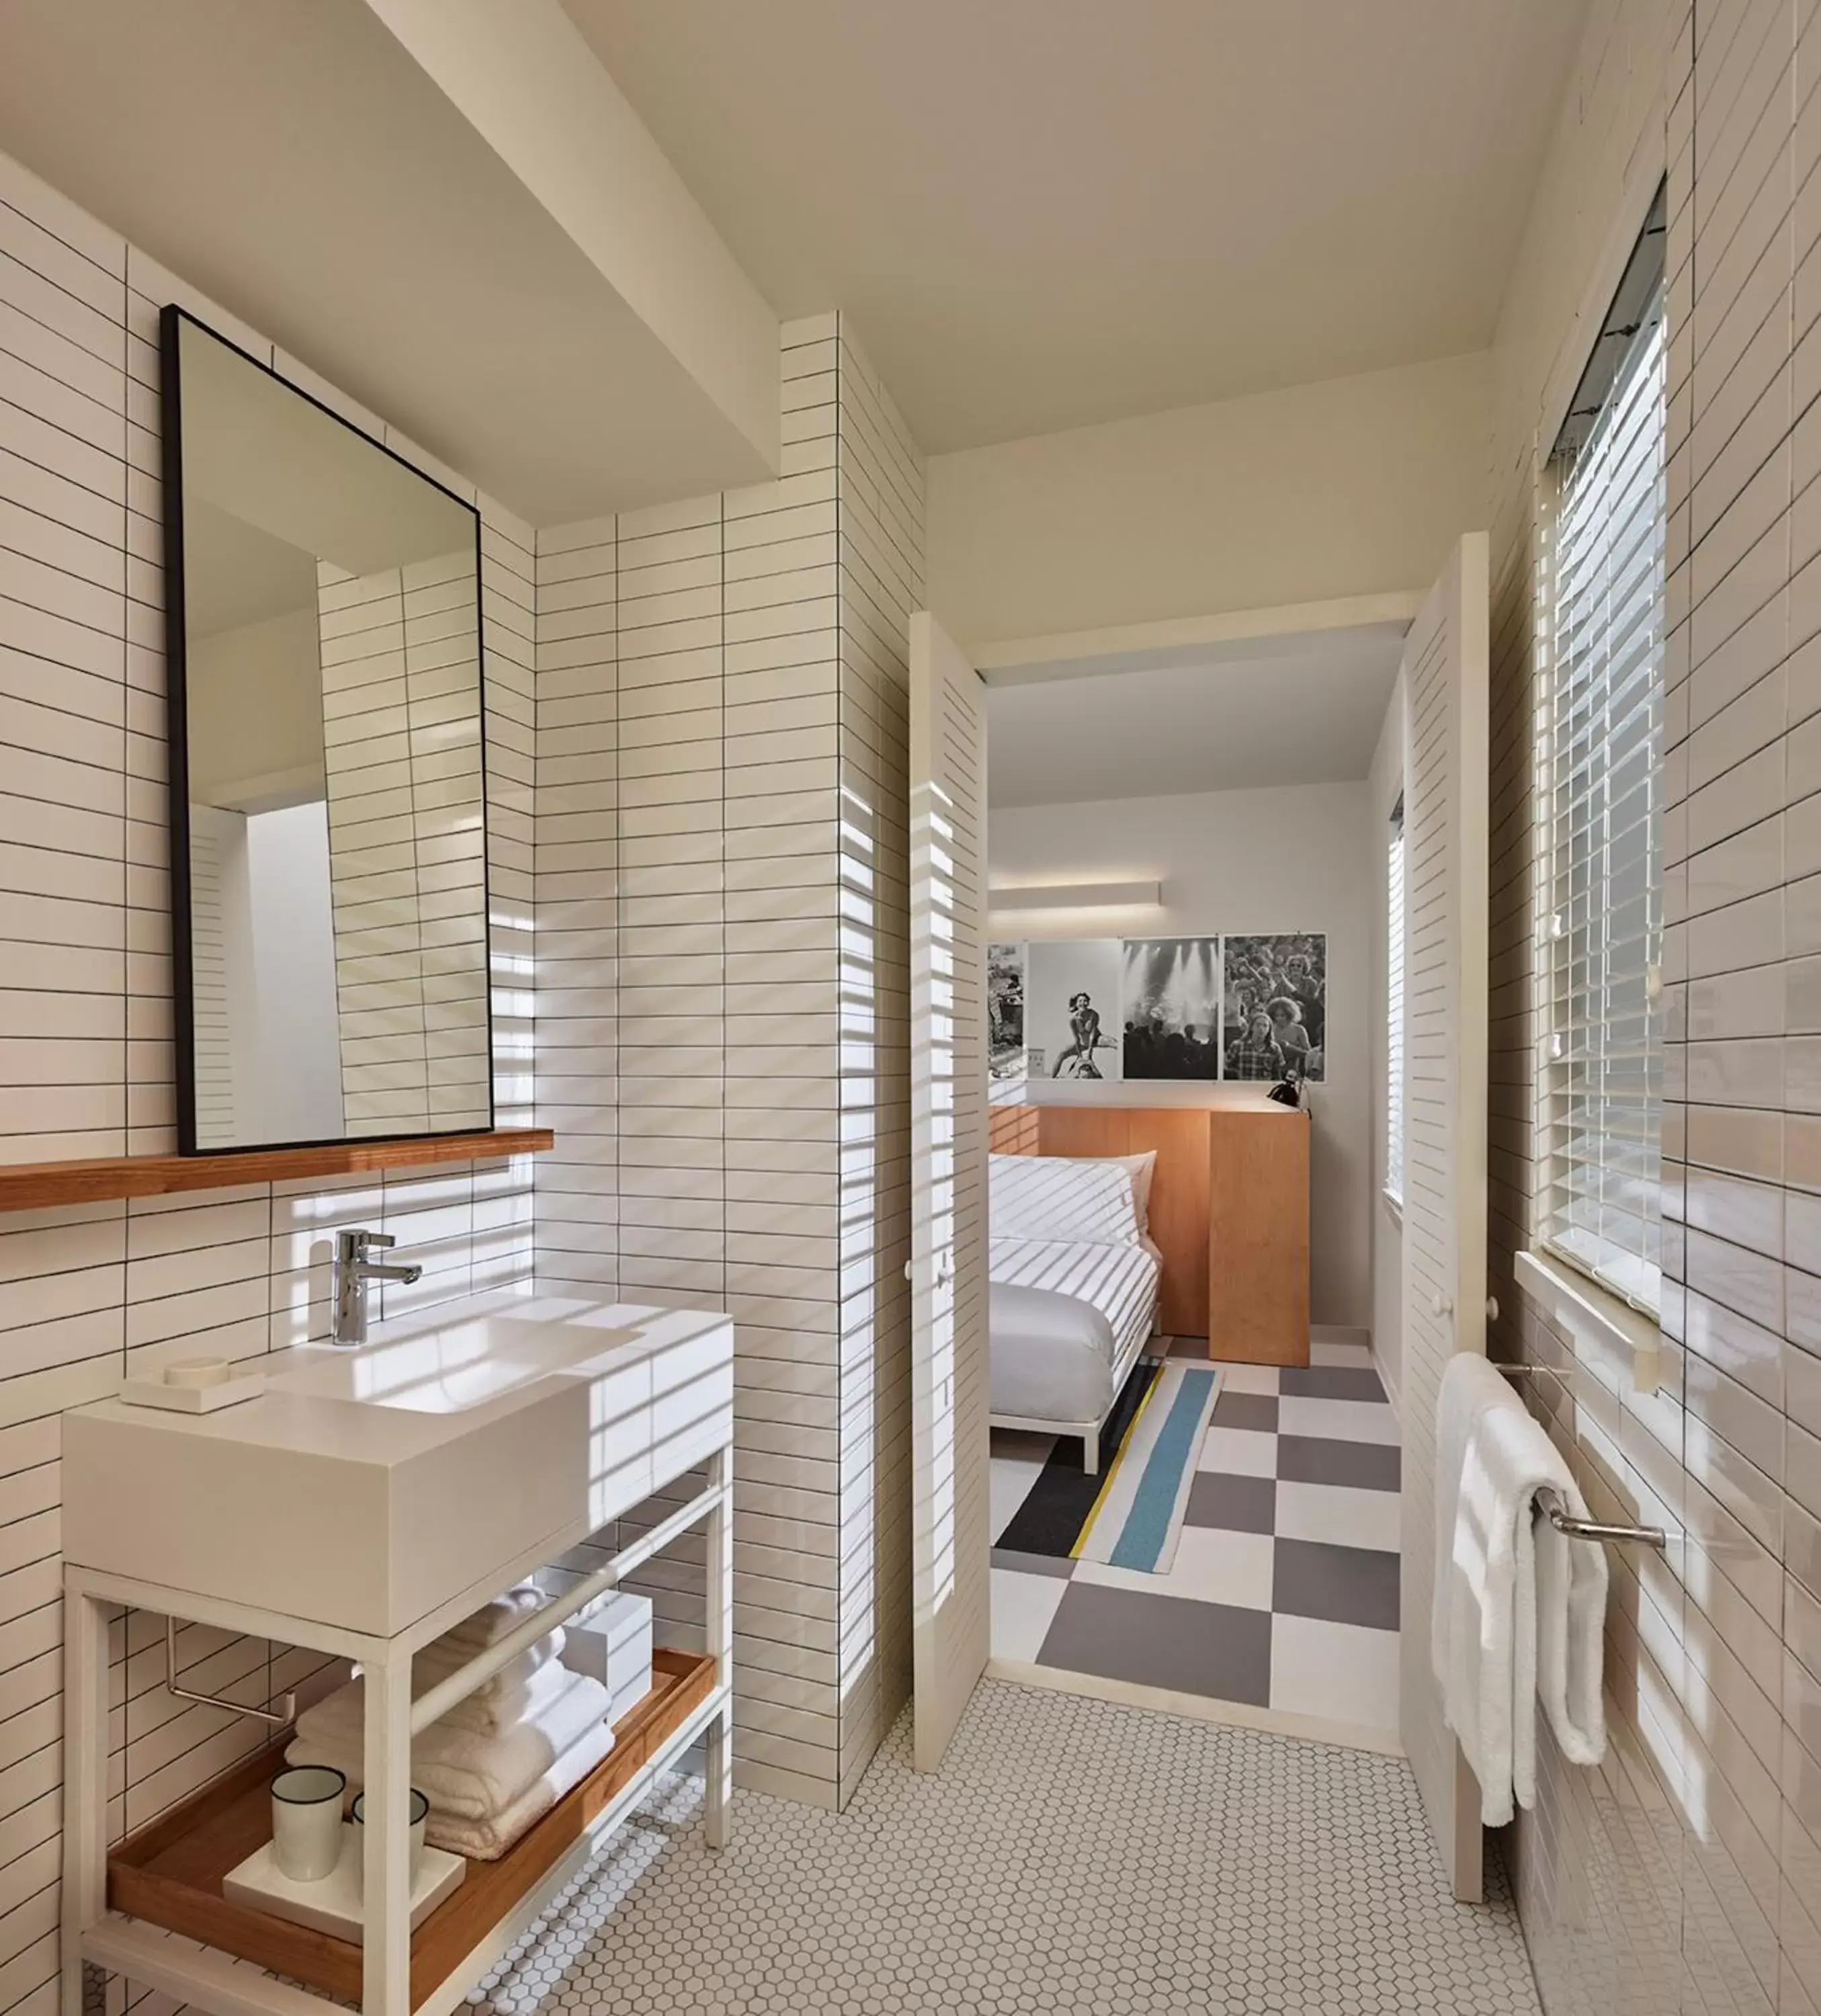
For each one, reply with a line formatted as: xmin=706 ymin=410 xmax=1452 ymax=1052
xmin=331 ymin=1229 xmax=423 ymax=1346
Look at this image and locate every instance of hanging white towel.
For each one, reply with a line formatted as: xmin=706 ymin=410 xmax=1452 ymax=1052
xmin=1431 ymin=1353 xmax=1607 ymax=1824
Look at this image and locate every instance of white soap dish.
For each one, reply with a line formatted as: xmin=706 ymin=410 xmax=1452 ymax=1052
xmin=119 ymin=1370 xmax=267 ymax=1413
xmin=223 ymin=1825 xmax=465 ymax=1939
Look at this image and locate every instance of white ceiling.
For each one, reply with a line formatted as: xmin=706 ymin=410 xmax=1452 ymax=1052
xmin=183 ymin=504 xmax=316 ymax=640
xmin=0 ymin=0 xmax=773 ymax=523
xmin=564 ymin=0 xmax=1589 ymax=454
xmin=986 ymin=627 xmax=1403 ymax=808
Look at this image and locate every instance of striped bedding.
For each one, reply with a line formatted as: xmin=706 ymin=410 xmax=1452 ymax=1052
xmin=988 ymin=1234 xmax=1160 ymax=1425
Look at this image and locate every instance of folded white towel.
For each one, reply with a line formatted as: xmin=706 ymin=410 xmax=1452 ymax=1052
xmin=304 ymin=1656 xmax=574 ymax=1745
xmin=286 ymin=1667 xmax=613 ymax=1820
xmin=1432 ymin=1353 xmax=1608 ymax=1824
xmin=411 ymin=1629 xmax=562 ymax=1706
xmin=426 ymin=1716 xmax=618 ymax=1861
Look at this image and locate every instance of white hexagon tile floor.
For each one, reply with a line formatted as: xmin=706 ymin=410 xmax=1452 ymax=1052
xmin=470 ymin=1679 xmax=1541 ymax=2016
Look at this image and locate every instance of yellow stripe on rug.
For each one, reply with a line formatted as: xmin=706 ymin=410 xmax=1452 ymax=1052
xmin=1069 ymin=1366 xmax=1164 ymax=1560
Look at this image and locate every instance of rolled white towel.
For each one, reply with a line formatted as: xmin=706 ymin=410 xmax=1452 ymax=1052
xmin=426 ymin=1716 xmax=618 ymax=1861
xmin=432 ymin=1585 xmax=548 ymax=1654
xmin=411 ymin=1630 xmax=562 ymax=1704
xmin=286 ymin=1667 xmax=613 ymax=1820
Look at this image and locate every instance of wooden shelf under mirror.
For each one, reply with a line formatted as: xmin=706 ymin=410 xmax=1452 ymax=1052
xmin=0 ymin=1128 xmax=554 ymax=1214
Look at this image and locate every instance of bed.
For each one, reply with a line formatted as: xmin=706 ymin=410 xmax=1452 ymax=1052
xmin=988 ymin=1152 xmax=1161 ymax=1473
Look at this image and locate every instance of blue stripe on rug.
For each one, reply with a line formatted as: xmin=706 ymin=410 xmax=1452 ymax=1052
xmin=1107 ymin=1367 xmax=1220 ymax=1572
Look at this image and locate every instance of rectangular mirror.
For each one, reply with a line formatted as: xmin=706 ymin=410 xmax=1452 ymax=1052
xmin=163 ymin=307 xmax=491 ymax=1152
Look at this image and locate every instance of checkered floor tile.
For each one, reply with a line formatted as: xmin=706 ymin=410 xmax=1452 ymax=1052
xmin=990 ymin=1335 xmax=1402 ymax=1740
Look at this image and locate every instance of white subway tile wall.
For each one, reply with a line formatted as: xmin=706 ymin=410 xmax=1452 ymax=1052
xmin=0 ymin=144 xmax=538 ymax=2016
xmin=1491 ymin=3 xmax=1821 ymax=2011
xmin=532 ymin=315 xmax=919 ymax=1811
xmin=316 ymin=546 xmax=491 ymax=1141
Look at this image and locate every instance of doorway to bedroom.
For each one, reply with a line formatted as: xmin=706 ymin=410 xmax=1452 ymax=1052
xmin=972 ymin=620 xmax=1408 ymax=1753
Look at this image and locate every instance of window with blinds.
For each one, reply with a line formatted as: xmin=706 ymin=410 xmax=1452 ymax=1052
xmin=1539 ymin=185 xmax=1666 ymax=1316
xmin=1387 ymin=795 xmax=1405 ymax=1206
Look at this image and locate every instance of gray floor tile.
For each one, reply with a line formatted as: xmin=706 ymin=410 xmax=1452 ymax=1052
xmin=1273 ymin=1537 xmax=1401 ymax=1631
xmin=1212 ymin=1390 xmax=1278 ymax=1433
xmin=991 ymin=1545 xmax=1074 ymax=1579
xmin=1277 ymin=1432 xmax=1400 ymax=1491
xmin=1184 ymin=1470 xmax=1277 ymax=1533
xmin=1280 ymin=1364 xmax=1388 ymax=1403
xmin=1036 ymin=1581 xmax=1273 ymax=1704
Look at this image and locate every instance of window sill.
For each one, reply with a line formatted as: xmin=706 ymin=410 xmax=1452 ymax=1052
xmin=1513 ymin=1249 xmax=1661 ymax=1394
xmin=1380 ymin=1187 xmax=1403 ymax=1227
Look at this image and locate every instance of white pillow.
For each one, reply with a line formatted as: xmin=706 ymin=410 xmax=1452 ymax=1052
xmin=1105 ymin=1150 xmax=1158 ymax=1234
xmin=990 ymin=1154 xmax=1139 ymax=1247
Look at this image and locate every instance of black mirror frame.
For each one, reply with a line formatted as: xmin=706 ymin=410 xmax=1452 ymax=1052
xmin=160 ymin=303 xmax=493 ymax=1155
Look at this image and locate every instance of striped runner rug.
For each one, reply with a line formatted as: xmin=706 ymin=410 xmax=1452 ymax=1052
xmin=1074 ymin=1361 xmax=1222 ymax=1574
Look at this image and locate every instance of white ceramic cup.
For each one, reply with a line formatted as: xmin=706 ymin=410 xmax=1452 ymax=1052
xmin=350 ymin=1789 xmax=429 ymax=1886
xmin=270 ymin=1766 xmax=346 ymax=1884
xmin=163 ymin=1357 xmax=231 ymax=1389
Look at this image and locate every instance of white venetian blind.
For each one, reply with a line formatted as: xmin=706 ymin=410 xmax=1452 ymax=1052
xmin=1541 ymin=195 xmax=1666 ymax=1316
xmin=1386 ymin=796 xmax=1406 ymax=1204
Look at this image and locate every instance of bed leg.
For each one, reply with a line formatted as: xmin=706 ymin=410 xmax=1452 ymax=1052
xmin=1082 ymin=1435 xmax=1099 ymax=1477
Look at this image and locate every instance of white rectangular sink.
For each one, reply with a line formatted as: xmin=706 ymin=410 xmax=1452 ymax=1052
xmin=268 ymin=1316 xmax=640 ymax=1415
xmin=62 ymin=1294 xmax=733 ymax=1640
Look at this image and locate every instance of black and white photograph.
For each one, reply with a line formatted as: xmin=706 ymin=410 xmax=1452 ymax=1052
xmin=987 ymin=942 xmax=1026 ymax=1081
xmin=1221 ymin=932 xmax=1327 ymax=1081
xmin=1121 ymin=938 xmax=1221 ymax=1079
xmin=1026 ymin=939 xmax=1124 ymax=1082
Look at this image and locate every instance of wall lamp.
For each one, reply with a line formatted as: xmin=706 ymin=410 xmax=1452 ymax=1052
xmin=986 ymin=880 xmax=1163 ymax=916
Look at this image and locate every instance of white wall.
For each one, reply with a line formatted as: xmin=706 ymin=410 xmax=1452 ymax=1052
xmin=926 ymin=350 xmax=1492 ymax=650
xmin=1367 ymin=675 xmax=1405 ymax=1410
xmin=988 ymin=782 xmax=1373 ymax=1329
xmin=1486 ymin=2 xmax=1821 ymax=2009
xmin=185 ymin=603 xmax=324 ymax=809
xmin=0 ymin=143 xmax=536 ymax=2016
xmin=245 ymin=800 xmax=343 ymax=1144
xmin=532 ymin=316 xmax=921 ymax=1812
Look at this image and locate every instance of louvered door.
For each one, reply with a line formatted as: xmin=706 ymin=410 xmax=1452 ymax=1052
xmin=908 ymin=611 xmax=991 ymax=1773
xmin=1397 ymin=534 xmax=1490 ymax=1900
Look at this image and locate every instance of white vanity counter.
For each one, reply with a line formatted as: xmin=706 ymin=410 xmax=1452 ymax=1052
xmin=63 ymin=1293 xmax=732 ymax=1637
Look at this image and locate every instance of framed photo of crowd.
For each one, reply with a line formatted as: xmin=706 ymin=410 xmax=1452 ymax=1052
xmin=987 ymin=933 xmax=1326 ymax=1085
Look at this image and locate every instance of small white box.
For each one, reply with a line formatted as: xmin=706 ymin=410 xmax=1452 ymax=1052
xmin=560 ymin=1591 xmax=652 ymax=1724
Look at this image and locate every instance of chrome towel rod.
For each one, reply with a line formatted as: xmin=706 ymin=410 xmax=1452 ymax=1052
xmin=1538 ymin=1488 xmax=1666 ymax=1552
xmin=1488 ymin=1363 xmax=1667 ymax=1548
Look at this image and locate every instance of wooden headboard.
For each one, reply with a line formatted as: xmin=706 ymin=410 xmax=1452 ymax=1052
xmin=988 ymin=1105 xmax=1211 ymax=1337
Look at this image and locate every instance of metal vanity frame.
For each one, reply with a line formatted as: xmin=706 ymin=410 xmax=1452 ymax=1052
xmin=60 ymin=1439 xmax=733 ymax=2016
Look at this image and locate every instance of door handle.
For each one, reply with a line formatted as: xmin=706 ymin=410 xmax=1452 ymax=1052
xmin=1432 ymin=1292 xmax=1453 ymax=1318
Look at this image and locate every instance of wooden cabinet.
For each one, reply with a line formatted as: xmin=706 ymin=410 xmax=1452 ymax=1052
xmin=1208 ymin=1108 xmax=1310 ymax=1366
xmin=986 ymin=1100 xmax=1312 ymax=1360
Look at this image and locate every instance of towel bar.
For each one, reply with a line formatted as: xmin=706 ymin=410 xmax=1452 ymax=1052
xmin=1537 ymin=1491 xmax=1666 ymax=1551
xmin=165 ymin=1613 xmax=297 ymax=1725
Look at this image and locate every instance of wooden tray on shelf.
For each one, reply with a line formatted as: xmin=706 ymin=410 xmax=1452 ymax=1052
xmin=107 ymin=1649 xmax=716 ymax=2009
